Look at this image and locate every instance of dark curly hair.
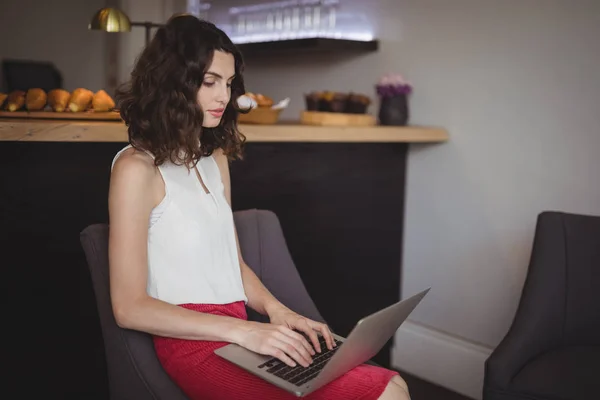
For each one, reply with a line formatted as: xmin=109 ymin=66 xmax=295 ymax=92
xmin=116 ymin=14 xmax=248 ymax=166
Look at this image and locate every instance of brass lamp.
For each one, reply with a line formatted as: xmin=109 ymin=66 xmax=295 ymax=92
xmin=89 ymin=7 xmax=163 ymax=46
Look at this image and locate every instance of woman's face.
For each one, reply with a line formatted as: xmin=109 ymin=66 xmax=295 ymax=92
xmin=197 ymin=50 xmax=235 ymax=128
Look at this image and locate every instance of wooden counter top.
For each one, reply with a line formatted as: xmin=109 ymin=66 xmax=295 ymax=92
xmin=0 ymin=118 xmax=448 ymax=143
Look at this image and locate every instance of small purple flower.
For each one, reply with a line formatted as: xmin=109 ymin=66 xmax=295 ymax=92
xmin=376 ymin=84 xmax=413 ymax=97
xmin=376 ymin=73 xmax=413 ymax=97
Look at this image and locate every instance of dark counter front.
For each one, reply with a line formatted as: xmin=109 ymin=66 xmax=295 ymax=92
xmin=230 ymin=142 xmax=408 ymax=364
xmin=0 ymin=122 xmax=446 ymax=398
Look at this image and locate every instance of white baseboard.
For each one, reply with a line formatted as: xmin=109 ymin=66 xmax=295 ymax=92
xmin=391 ymin=320 xmax=493 ymax=400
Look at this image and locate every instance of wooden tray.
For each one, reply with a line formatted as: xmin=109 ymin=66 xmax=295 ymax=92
xmin=0 ymin=110 xmax=122 ymax=121
xmin=300 ymin=111 xmax=376 ymax=126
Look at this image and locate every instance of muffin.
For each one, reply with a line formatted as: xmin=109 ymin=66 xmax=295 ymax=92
xmin=318 ymin=91 xmax=349 ymax=112
xmin=304 ymin=91 xmax=321 ymax=111
xmin=316 ymin=91 xmax=332 ymax=112
xmin=346 ymin=93 xmax=371 ymax=114
xmin=329 ymin=92 xmax=349 ymax=113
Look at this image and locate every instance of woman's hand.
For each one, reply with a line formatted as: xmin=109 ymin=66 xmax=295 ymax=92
xmin=267 ymin=305 xmax=336 ymax=355
xmin=236 ymin=321 xmax=317 ymax=367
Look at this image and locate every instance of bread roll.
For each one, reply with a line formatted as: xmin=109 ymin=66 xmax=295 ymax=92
xmin=0 ymin=93 xmax=7 ymax=109
xmin=48 ymin=89 xmax=70 ymax=112
xmin=26 ymin=88 xmax=47 ymax=111
xmin=5 ymin=90 xmax=26 ymax=111
xmin=92 ymin=90 xmax=115 ymax=112
xmin=68 ymin=88 xmax=93 ymax=112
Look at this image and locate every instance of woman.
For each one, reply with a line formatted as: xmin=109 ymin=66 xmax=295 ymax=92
xmin=108 ymin=14 xmax=410 ymax=400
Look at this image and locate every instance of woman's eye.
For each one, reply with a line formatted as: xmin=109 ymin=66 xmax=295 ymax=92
xmin=203 ymin=81 xmax=215 ymax=87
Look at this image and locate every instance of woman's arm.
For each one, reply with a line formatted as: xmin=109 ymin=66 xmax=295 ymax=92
xmin=108 ymin=150 xmax=246 ymax=342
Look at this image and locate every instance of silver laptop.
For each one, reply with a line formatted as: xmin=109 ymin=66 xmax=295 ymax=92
xmin=214 ymin=288 xmax=430 ymax=397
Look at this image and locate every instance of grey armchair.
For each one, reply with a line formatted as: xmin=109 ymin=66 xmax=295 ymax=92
xmin=483 ymin=211 xmax=600 ymax=400
xmin=80 ymin=209 xmax=325 ymax=399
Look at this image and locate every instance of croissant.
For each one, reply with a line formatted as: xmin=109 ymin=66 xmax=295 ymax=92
xmin=48 ymin=89 xmax=70 ymax=112
xmin=92 ymin=90 xmax=115 ymax=112
xmin=26 ymin=88 xmax=47 ymax=111
xmin=68 ymin=88 xmax=93 ymax=112
xmin=5 ymin=90 xmax=26 ymax=111
xmin=255 ymin=94 xmax=273 ymax=108
xmin=244 ymin=92 xmax=273 ymax=107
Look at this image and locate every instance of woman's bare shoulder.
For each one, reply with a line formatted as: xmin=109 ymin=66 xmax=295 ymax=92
xmin=112 ymin=147 xmax=157 ymax=179
xmin=110 ymin=148 xmax=162 ymax=206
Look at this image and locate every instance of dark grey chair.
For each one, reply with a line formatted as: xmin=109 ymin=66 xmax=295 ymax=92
xmin=483 ymin=211 xmax=600 ymax=400
xmin=80 ymin=208 xmax=325 ymax=400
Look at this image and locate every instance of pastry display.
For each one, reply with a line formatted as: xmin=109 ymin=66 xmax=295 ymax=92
xmin=48 ymin=89 xmax=71 ymax=112
xmin=26 ymin=88 xmax=47 ymax=111
xmin=304 ymin=91 xmax=372 ymax=114
xmin=245 ymin=92 xmax=274 ymax=108
xmin=0 ymin=88 xmax=117 ymax=120
xmin=5 ymin=90 xmax=26 ymax=111
xmin=237 ymin=92 xmax=288 ymax=124
xmin=92 ymin=89 xmax=116 ymax=112
xmin=68 ymin=88 xmax=94 ymax=112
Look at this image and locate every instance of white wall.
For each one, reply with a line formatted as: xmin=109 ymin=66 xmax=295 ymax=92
xmin=112 ymin=0 xmax=600 ymax=398
xmin=394 ymin=1 xmax=600 ymax=397
xmin=0 ymin=0 xmax=108 ymax=92
xmin=116 ymin=0 xmax=175 ymax=85
xmin=238 ymin=0 xmax=600 ymax=398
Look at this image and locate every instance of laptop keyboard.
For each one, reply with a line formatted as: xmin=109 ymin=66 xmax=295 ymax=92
xmin=257 ymin=332 xmax=343 ymax=386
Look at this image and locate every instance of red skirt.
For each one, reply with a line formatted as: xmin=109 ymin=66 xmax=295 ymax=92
xmin=153 ymin=302 xmax=399 ymax=400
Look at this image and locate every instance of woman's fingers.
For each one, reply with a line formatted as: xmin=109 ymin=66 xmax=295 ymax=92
xmin=271 ymin=339 xmax=311 ymax=367
xmin=278 ymin=325 xmax=315 ymax=354
xmin=269 ymin=348 xmax=297 ymax=368
xmin=275 ymin=329 xmax=314 ymax=363
xmin=295 ymin=319 xmax=322 ymax=353
xmin=309 ymin=321 xmax=336 ymax=350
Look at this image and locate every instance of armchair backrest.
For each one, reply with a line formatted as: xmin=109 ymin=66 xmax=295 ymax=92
xmin=556 ymin=212 xmax=600 ymax=345
xmin=524 ymin=211 xmax=600 ymax=346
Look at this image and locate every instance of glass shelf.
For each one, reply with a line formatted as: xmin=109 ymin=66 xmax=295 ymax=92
xmin=185 ymin=0 xmax=377 ymax=57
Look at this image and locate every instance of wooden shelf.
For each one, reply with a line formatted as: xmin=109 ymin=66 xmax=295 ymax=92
xmin=0 ymin=119 xmax=448 ymax=143
xmin=236 ymin=38 xmax=379 ymax=57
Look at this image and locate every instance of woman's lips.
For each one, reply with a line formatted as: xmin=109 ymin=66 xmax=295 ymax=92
xmin=208 ymin=109 xmax=224 ymax=117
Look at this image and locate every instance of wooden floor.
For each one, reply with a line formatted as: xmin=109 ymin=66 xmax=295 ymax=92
xmin=399 ymin=370 xmax=474 ymax=400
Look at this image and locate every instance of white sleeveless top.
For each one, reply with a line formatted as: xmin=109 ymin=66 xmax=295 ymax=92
xmin=112 ymin=145 xmax=248 ymax=305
